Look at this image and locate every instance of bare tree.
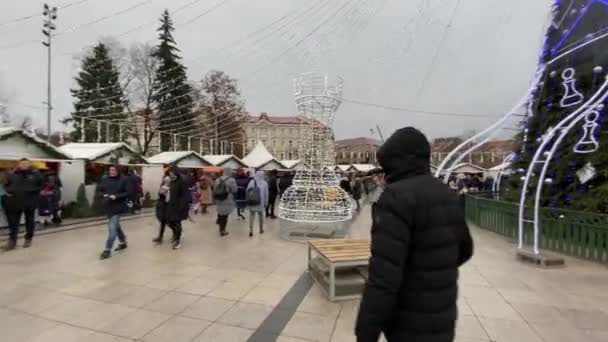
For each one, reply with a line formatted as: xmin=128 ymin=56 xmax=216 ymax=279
xmin=122 ymin=43 xmax=162 ymax=155
xmin=196 ymin=70 xmax=246 ymax=156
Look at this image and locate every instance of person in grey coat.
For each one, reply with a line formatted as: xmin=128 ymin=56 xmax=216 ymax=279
xmin=213 ymin=167 xmax=238 ymax=236
xmin=246 ymin=170 xmax=269 ymax=237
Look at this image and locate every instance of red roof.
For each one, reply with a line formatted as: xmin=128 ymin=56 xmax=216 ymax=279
xmin=335 ymin=137 xmax=381 ymax=148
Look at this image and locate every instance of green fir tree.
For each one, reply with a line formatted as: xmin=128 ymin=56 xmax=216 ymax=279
xmin=152 ymin=10 xmax=194 ymax=151
xmin=69 ymin=43 xmax=125 ymax=142
xmin=508 ymin=0 xmax=608 ymax=213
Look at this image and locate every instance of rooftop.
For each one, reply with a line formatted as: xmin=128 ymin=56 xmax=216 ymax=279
xmin=58 ymin=142 xmax=139 ymax=161
xmin=335 ymin=137 xmax=381 ymax=148
xmin=147 ymin=151 xmax=207 ymax=165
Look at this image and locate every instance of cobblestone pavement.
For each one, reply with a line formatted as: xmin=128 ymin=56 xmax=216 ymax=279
xmin=0 ymin=205 xmax=607 ymax=341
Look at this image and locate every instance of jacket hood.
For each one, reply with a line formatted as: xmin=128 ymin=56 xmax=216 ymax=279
xmin=377 ymin=127 xmax=431 ymax=183
xmin=254 ymin=170 xmax=265 ymax=183
xmin=223 ymin=167 xmax=234 ymax=177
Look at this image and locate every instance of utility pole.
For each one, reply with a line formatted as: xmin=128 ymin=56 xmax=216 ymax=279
xmin=42 ymin=4 xmax=57 ymax=141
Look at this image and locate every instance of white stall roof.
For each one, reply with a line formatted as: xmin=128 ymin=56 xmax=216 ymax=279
xmin=241 ymin=141 xmax=284 ymax=169
xmin=452 ymin=163 xmax=486 ymax=174
xmin=147 ymin=151 xmax=209 ymax=167
xmin=335 ymin=165 xmax=351 ymax=172
xmin=203 ymin=154 xmax=247 ymax=167
xmin=58 ymin=143 xmax=142 ymax=162
xmin=488 ymin=161 xmax=512 ymax=171
xmin=0 ymin=127 xmax=70 ymax=160
xmin=280 ymin=160 xmax=301 ymax=169
xmin=350 ymin=164 xmax=377 ymax=172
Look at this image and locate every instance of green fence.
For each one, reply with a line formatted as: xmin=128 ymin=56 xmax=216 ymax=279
xmin=465 ymin=195 xmax=608 ymax=263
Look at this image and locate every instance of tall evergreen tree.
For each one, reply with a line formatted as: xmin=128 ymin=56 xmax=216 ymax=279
xmin=70 ymin=43 xmax=125 ymax=142
xmin=152 ymin=10 xmax=193 ymax=151
xmin=508 ymin=0 xmax=608 ymax=212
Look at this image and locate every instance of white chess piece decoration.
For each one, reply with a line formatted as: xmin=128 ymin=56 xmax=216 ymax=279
xmin=560 ymin=68 xmax=584 ymax=108
xmin=573 ymin=107 xmax=600 ymax=154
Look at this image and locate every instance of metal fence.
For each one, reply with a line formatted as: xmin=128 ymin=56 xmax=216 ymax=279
xmin=465 ymin=195 xmax=608 ymax=263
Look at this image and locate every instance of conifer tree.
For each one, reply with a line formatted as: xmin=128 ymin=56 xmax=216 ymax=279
xmin=70 ymin=43 xmax=125 ymax=142
xmin=508 ymin=0 xmax=608 ymax=212
xmin=151 ymin=10 xmax=193 ymax=151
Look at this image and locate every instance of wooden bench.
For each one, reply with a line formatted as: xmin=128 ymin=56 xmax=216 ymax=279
xmin=307 ymin=238 xmax=371 ymax=301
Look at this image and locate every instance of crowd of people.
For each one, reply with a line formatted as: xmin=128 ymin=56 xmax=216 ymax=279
xmin=0 ymin=126 xmax=476 ymax=342
xmin=0 ymin=158 xmax=64 ymax=251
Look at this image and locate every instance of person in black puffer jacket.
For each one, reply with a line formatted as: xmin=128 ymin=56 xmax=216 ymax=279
xmin=355 ymin=127 xmax=474 ymax=342
xmin=154 ymin=168 xmax=190 ymax=249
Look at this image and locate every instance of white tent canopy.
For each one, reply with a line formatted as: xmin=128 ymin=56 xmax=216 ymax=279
xmin=58 ymin=143 xmax=145 ymax=164
xmin=241 ymin=141 xmax=285 ymax=170
xmin=203 ymin=154 xmax=247 ymax=169
xmin=147 ymin=151 xmax=210 ymax=167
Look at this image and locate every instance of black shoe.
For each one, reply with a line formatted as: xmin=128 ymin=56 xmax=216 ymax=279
xmin=1 ymin=240 xmax=17 ymax=252
xmin=115 ymin=242 xmax=128 ymax=252
xmin=260 ymin=229 xmax=264 ymax=234
xmin=23 ymin=240 xmax=32 ymax=248
xmin=249 ymin=231 xmax=253 ymax=237
xmin=152 ymin=237 xmax=163 ymax=244
xmin=99 ymin=250 xmax=111 ymax=259
xmin=173 ymin=240 xmax=182 ymax=249
xmin=220 ymin=231 xmax=229 ymax=237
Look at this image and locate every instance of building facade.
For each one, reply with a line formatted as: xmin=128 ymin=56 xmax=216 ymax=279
xmin=243 ymin=113 xmax=335 ymax=161
xmin=431 ymin=137 xmax=513 ymax=169
xmin=334 ymin=137 xmax=381 ymax=165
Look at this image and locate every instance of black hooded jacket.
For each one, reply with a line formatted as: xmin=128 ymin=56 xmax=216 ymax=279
xmin=355 ymin=127 xmax=474 ymax=342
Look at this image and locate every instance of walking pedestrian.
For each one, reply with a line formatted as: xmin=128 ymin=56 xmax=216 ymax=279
xmin=235 ymin=170 xmax=250 ymax=220
xmin=199 ymin=174 xmax=212 ymax=214
xmin=98 ymin=165 xmax=130 ymax=260
xmin=352 ymin=178 xmax=363 ymax=211
xmin=278 ymin=171 xmax=292 ymax=198
xmin=213 ymin=167 xmax=238 ymax=236
xmin=266 ymin=169 xmax=279 ymax=219
xmin=2 ymin=158 xmax=43 ymax=251
xmin=154 ymin=168 xmax=190 ymax=249
xmin=355 ymin=127 xmax=473 ymax=342
xmin=246 ymin=170 xmax=269 ymax=237
xmin=153 ymin=176 xmax=171 ymax=245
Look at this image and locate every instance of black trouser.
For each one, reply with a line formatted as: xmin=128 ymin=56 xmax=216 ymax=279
xmin=266 ymin=193 xmax=277 ymax=217
xmin=217 ymin=215 xmax=228 ymax=233
xmin=6 ymin=208 xmax=36 ymax=242
xmin=157 ymin=221 xmax=167 ymax=239
xmin=168 ymin=221 xmax=182 ymax=241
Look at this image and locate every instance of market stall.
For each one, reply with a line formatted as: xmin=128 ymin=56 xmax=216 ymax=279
xmin=241 ymin=141 xmax=285 ymax=171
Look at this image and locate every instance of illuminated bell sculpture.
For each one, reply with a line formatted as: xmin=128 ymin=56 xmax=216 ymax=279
xmin=279 ymin=73 xmax=353 ymax=223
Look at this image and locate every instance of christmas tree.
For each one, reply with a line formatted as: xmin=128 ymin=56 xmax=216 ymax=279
xmin=152 ymin=10 xmax=194 ymax=151
xmin=509 ymin=0 xmax=608 ymax=212
xmin=70 ymin=43 xmax=125 ymax=142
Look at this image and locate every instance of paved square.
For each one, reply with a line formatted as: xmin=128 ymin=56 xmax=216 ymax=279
xmin=1 ymin=205 xmax=607 ymax=341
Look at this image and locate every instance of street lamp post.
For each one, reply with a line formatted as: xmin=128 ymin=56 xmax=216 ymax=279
xmin=42 ymin=4 xmax=58 ymax=141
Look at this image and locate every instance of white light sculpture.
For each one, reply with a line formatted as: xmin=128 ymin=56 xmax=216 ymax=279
xmin=279 ymin=73 xmax=353 ymax=223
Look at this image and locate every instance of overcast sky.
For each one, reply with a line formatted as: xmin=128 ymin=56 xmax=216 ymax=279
xmin=0 ymin=0 xmax=551 ymax=140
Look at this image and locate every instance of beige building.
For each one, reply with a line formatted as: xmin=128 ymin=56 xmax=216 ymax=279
xmin=335 ymin=137 xmax=381 ymax=165
xmin=243 ymin=113 xmax=335 ymax=161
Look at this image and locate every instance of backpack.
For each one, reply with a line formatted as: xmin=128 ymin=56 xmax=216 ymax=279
xmin=246 ymin=181 xmax=261 ymax=206
xmin=213 ymin=178 xmax=229 ymax=201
